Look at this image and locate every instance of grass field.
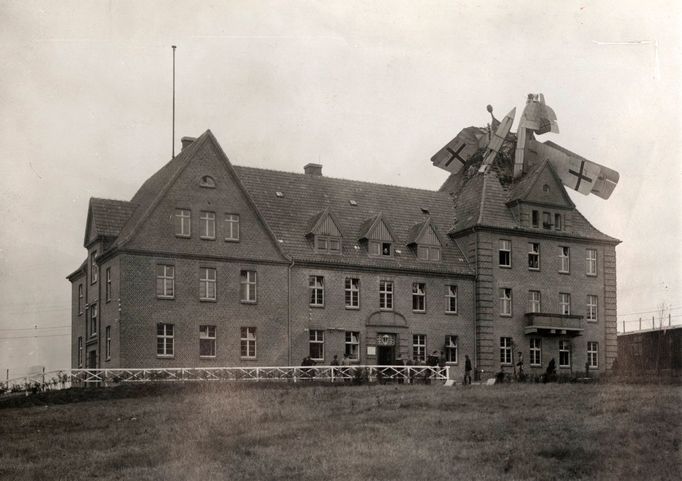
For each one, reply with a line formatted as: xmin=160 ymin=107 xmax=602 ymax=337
xmin=0 ymin=382 xmax=680 ymax=481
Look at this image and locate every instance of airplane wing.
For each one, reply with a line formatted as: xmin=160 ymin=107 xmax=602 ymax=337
xmin=479 ymin=107 xmax=516 ymax=173
xmin=430 ymin=126 xmax=486 ymax=174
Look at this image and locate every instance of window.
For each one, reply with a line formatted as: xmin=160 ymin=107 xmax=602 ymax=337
xmin=200 ymin=211 xmax=216 ymax=239
xmin=157 ymin=323 xmax=174 ymax=357
xmin=241 ymin=327 xmax=257 ymax=359
xmin=500 ymin=337 xmax=512 ymax=365
xmin=445 ymin=335 xmax=458 ymax=363
xmin=529 ymin=338 xmax=541 ymax=366
xmin=175 ymin=209 xmax=191 ymax=237
xmin=412 ymin=334 xmax=426 ymax=362
xmin=417 ymin=245 xmax=441 ymax=261
xmin=554 ymin=213 xmax=562 ymax=231
xmin=199 ymin=175 xmax=216 ymax=188
xmin=309 ymin=329 xmax=324 ymax=360
xmin=560 ymin=293 xmax=571 ymax=315
xmin=499 ymin=288 xmax=512 ymax=316
xmin=199 ymin=267 xmax=217 ymax=301
xmin=105 ymin=267 xmax=112 ymax=302
xmin=559 ymin=340 xmax=571 ymax=368
xmin=379 ymin=280 xmax=393 ymax=310
xmin=528 ymin=290 xmax=541 ymax=313
xmin=156 ymin=265 xmax=175 ymax=299
xmin=498 ymin=239 xmax=511 ymax=267
xmin=90 ymin=251 xmax=98 ymax=284
xmin=78 ymin=284 xmax=84 ymax=315
xmin=445 ymin=285 xmax=458 ymax=313
xmin=559 ymin=247 xmax=570 ymax=273
xmin=240 ymin=270 xmax=257 ymax=303
xmin=586 ymin=249 xmax=597 ymax=276
xmin=531 ymin=210 xmax=539 ymax=228
xmin=412 ymin=283 xmax=426 ymax=312
xmin=528 ymin=243 xmax=540 ymax=270
xmin=200 ymin=325 xmax=217 ymax=358
xmin=345 ymin=331 xmax=359 ymax=360
xmin=344 ymin=278 xmax=360 ymax=309
xmin=105 ymin=326 xmax=111 ymax=361
xmin=77 ymin=336 xmax=83 ymax=367
xmin=368 ymin=240 xmax=392 ymax=256
xmin=89 ymin=303 xmax=97 ymax=337
xmin=315 ymin=236 xmax=341 ymax=254
xmin=309 ymin=276 xmax=324 ymax=307
xmin=587 ymin=342 xmax=599 ymax=368
xmin=225 ymin=214 xmax=240 ymax=241
xmin=587 ymin=295 xmax=598 ymax=322
xmin=542 ymin=212 xmax=552 ymax=229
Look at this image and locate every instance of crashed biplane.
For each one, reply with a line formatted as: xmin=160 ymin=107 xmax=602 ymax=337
xmin=431 ymin=93 xmax=620 ymax=199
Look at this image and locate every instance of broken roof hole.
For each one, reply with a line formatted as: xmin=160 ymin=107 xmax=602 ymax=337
xmin=349 ymin=200 xmax=358 ymax=206
xmin=420 ymin=207 xmax=430 ymax=214
xmin=275 ymin=191 xmax=284 ymax=198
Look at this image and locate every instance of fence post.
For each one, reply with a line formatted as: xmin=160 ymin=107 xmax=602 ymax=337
xmin=652 ymin=316 xmax=655 ymax=330
xmin=639 ymin=317 xmax=642 ymax=330
xmin=622 ymin=320 xmax=625 ymax=333
xmin=669 ymin=313 xmax=672 ymax=327
xmin=331 ymin=366 xmax=335 ymax=383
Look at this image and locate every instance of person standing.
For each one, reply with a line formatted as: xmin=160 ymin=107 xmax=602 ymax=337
xmin=464 ymin=354 xmax=472 ymax=385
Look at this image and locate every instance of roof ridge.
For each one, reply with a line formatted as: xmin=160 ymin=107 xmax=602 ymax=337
xmin=233 ymin=164 xmax=448 ymax=196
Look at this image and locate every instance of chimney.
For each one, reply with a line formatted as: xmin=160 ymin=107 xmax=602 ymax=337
xmin=304 ymin=163 xmax=323 ymax=176
xmin=181 ymin=136 xmax=197 ymax=150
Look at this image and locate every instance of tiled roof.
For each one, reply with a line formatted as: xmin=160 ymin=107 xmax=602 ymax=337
xmin=89 ymin=198 xmax=136 ymax=238
xmin=233 ymin=166 xmax=473 ymax=275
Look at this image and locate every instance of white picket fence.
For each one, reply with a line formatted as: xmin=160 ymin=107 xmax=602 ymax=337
xmin=2 ymin=365 xmax=450 ymax=394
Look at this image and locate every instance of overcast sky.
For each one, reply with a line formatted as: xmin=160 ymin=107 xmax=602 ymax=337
xmin=1 ymin=0 xmax=680 ymax=376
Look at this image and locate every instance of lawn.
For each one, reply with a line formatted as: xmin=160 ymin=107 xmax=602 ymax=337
xmin=0 ymin=382 xmax=680 ymax=481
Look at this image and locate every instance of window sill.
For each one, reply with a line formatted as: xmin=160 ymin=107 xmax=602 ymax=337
xmin=309 ymin=304 xmax=325 ymax=309
xmin=240 ymin=300 xmax=257 ymax=305
xmin=345 ymin=306 xmax=360 ymax=310
xmin=586 ymin=319 xmax=598 ymax=323
xmin=528 ymin=268 xmax=540 ymax=272
xmin=200 ymin=237 xmax=216 ymax=241
xmin=559 ymin=271 xmax=570 ymax=275
xmin=445 ymin=311 xmax=458 ymax=315
xmin=175 ymin=235 xmax=191 ymax=239
xmin=200 ymin=355 xmax=217 ymax=359
xmin=240 ymin=357 xmax=257 ymax=361
xmin=379 ymin=308 xmax=393 ymax=312
xmin=224 ymin=238 xmax=240 ymax=243
xmin=530 ymin=364 xmax=542 ymax=368
xmin=500 ymin=314 xmax=512 ymax=318
xmin=413 ymin=310 xmax=426 ymax=314
xmin=499 ymin=265 xmax=512 ymax=269
xmin=200 ymin=298 xmax=217 ymax=303
xmin=157 ymin=355 xmax=175 ymax=359
xmin=586 ymin=274 xmax=598 ymax=278
xmin=157 ymin=296 xmax=175 ymax=300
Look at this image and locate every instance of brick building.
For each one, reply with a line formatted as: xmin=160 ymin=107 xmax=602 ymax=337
xmin=68 ymin=129 xmax=619 ymax=379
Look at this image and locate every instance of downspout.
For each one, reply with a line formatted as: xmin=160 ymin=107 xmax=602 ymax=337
xmin=287 ymin=257 xmax=295 ymax=365
xmin=473 ymin=227 xmax=479 ymax=378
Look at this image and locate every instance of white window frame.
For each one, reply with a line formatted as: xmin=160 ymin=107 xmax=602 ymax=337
xmin=200 ymin=211 xmax=216 ymax=240
xmin=78 ymin=284 xmax=84 ymax=315
xmin=77 ymin=336 xmax=83 ymax=367
xmin=345 ymin=331 xmax=360 ymax=361
xmin=156 ymin=265 xmax=175 ymax=299
xmin=105 ymin=325 xmax=111 ymax=361
xmin=528 ymin=243 xmax=540 ymax=270
xmin=531 ymin=209 xmax=539 ymax=228
xmin=560 ymin=292 xmax=571 ymax=315
xmin=309 ymin=329 xmax=324 ymax=361
xmin=240 ymin=270 xmax=257 ymax=303
xmin=417 ymin=245 xmax=441 ymax=261
xmin=105 ymin=267 xmax=112 ymax=302
xmin=529 ymin=338 xmax=541 ymax=366
xmin=412 ymin=334 xmax=426 ymax=362
xmin=445 ymin=335 xmax=458 ymax=363
xmin=90 ymin=251 xmax=98 ymax=284
xmin=309 ymin=275 xmax=324 ymax=307
xmin=587 ymin=295 xmax=598 ymax=322
xmin=240 ymin=327 xmax=257 ymax=359
xmin=559 ymin=340 xmax=571 ymax=368
xmin=157 ymin=323 xmax=174 ymax=358
xmin=586 ymin=249 xmax=597 ymax=276
xmin=224 ymin=214 xmax=240 ymax=241
xmin=199 ymin=267 xmax=217 ymax=301
xmin=445 ymin=285 xmax=458 ymax=314
xmin=528 ymin=290 xmax=541 ymax=313
xmin=379 ymin=280 xmax=393 ymax=310
xmin=499 ymin=239 xmax=511 ymax=267
xmin=344 ymin=278 xmax=360 ymax=309
xmin=587 ymin=341 xmax=599 ymax=368
xmin=315 ymin=235 xmax=341 ymax=254
xmin=500 ymin=337 xmax=512 ymax=365
xmin=175 ymin=209 xmax=191 ymax=237
xmin=89 ymin=303 xmax=97 ymax=337
xmin=554 ymin=213 xmax=562 ymax=231
xmin=499 ymin=288 xmax=512 ymax=317
xmin=200 ymin=325 xmax=217 ymax=358
xmin=368 ymin=240 xmax=381 ymax=256
xmin=559 ymin=246 xmax=570 ymax=273
xmin=412 ymin=282 xmax=426 ymax=312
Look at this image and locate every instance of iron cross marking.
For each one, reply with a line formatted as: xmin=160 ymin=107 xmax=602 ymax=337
xmin=568 ymin=160 xmax=593 ymax=190
xmin=444 ymin=143 xmax=467 ymax=167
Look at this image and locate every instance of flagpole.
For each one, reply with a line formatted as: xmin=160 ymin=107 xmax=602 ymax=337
xmin=172 ymin=45 xmax=177 ymax=158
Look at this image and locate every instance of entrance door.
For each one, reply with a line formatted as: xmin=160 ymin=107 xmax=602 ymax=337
xmin=377 ymin=346 xmax=395 ymax=365
xmin=87 ymin=350 xmax=97 ymax=369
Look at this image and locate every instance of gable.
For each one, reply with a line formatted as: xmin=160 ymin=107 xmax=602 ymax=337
xmin=358 ymin=214 xmax=395 ymax=242
xmin=416 ymin=223 xmax=441 ymax=246
xmin=308 ymin=209 xmax=342 ymax=237
xmin=121 ymin=132 xmax=287 ymax=262
xmin=520 ymin=162 xmax=574 ymax=208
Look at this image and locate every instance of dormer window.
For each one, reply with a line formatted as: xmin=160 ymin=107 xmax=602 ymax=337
xmin=542 ymin=212 xmax=552 ymax=229
xmin=417 ymin=245 xmax=441 ymax=261
xmin=199 ymin=175 xmax=216 ymax=188
xmin=315 ymin=235 xmax=341 ymax=254
xmin=407 ymin=218 xmax=443 ymax=262
xmin=368 ymin=240 xmax=392 ymax=256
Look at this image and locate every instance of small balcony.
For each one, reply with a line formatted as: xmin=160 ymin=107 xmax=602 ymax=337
xmin=524 ymin=312 xmax=583 ymax=336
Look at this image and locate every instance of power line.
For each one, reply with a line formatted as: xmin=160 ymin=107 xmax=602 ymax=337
xmin=0 ymin=333 xmax=71 ymax=341
xmin=0 ymin=325 xmax=71 ymax=332
xmin=617 ymin=305 xmax=682 ymax=317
